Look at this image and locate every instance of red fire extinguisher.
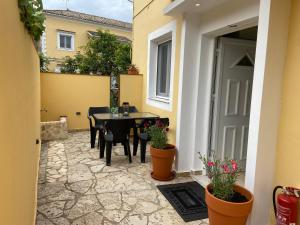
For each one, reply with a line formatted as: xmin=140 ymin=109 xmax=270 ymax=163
xmin=273 ymin=186 xmax=300 ymax=225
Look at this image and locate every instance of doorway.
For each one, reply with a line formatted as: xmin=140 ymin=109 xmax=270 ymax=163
xmin=209 ymin=27 xmax=258 ymax=171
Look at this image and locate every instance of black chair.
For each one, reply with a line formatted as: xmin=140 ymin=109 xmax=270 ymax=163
xmin=104 ymin=119 xmax=135 ymax=166
xmin=88 ymin=107 xmax=110 ymax=149
xmin=138 ymin=118 xmax=170 ymax=163
xmin=118 ymin=105 xmax=138 ymax=114
xmin=118 ymin=105 xmax=141 ymax=153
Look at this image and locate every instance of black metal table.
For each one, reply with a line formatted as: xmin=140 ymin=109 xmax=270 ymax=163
xmin=93 ymin=112 xmax=160 ymax=164
xmin=92 ymin=112 xmax=159 ymax=121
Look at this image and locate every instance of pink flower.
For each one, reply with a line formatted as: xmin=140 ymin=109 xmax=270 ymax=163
xmin=231 ymin=160 xmax=238 ymax=171
xmin=207 ymin=161 xmax=215 ymax=167
xmin=222 ymin=164 xmax=230 ymax=173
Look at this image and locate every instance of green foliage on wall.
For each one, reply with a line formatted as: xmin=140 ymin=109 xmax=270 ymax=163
xmin=18 ymin=0 xmax=45 ymax=41
xmin=60 ymin=30 xmax=132 ymax=75
xmin=39 ymin=53 xmax=49 ymax=72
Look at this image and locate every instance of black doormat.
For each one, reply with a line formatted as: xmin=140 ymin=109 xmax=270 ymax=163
xmin=157 ymin=181 xmax=208 ymax=222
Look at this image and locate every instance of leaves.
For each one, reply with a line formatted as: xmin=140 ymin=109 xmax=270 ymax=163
xmin=199 ymin=153 xmax=240 ymax=201
xmin=60 ymin=30 xmax=132 ymax=75
xmin=18 ymin=0 xmax=45 ymax=41
xmin=39 ymin=53 xmax=49 ymax=72
xmin=146 ymin=122 xmax=168 ymax=149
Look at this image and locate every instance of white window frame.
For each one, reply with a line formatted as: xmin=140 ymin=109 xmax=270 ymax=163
xmin=147 ymin=21 xmax=176 ymax=111
xmin=57 ymin=31 xmax=75 ymax=51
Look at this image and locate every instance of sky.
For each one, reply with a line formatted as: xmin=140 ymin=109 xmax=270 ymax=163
xmin=42 ymin=0 xmax=133 ymax=23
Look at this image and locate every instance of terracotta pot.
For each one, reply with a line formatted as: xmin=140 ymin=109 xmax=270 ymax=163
xmin=127 ymin=68 xmax=139 ymax=75
xmin=150 ymin=145 xmax=176 ymax=181
xmin=205 ymin=184 xmax=254 ymax=225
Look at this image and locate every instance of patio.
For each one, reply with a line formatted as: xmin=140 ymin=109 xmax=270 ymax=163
xmin=36 ymin=131 xmax=209 ymax=225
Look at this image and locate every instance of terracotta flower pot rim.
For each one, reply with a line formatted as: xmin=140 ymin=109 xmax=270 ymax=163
xmin=206 ymin=184 xmax=254 ymax=205
xmin=150 ymin=144 xmax=176 ymax=151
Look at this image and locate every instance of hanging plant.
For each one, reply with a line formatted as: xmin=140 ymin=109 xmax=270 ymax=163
xmin=18 ymin=0 xmax=45 ymax=41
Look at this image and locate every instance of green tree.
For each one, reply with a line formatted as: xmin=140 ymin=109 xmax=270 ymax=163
xmin=115 ymin=43 xmax=132 ymax=74
xmin=60 ymin=30 xmax=131 ymax=75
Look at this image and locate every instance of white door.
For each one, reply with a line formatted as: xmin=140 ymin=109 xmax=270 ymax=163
xmin=212 ymin=37 xmax=256 ymax=170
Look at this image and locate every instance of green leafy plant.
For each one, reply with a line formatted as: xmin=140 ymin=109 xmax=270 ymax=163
xmin=39 ymin=53 xmax=49 ymax=72
xmin=145 ymin=120 xmax=169 ymax=149
xmin=199 ymin=154 xmax=240 ymax=201
xmin=60 ymin=56 xmax=79 ymax=74
xmin=60 ymin=30 xmax=131 ymax=75
xmin=115 ymin=43 xmax=132 ymax=73
xmin=18 ymin=0 xmax=45 ymax=41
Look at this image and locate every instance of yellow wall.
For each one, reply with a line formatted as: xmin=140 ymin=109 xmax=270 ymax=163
xmin=133 ymin=0 xmax=182 ymax=144
xmin=0 ymin=1 xmax=40 ymax=225
xmin=275 ymin=0 xmax=300 ymax=188
xmin=120 ymin=75 xmax=143 ymax=111
xmin=41 ymin=73 xmax=110 ymax=130
xmin=45 ymin=15 xmax=132 ymax=71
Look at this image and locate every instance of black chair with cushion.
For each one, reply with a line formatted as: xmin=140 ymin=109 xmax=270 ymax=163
xmin=88 ymin=107 xmax=110 ymax=150
xmin=104 ymin=119 xmax=135 ymax=166
xmin=138 ymin=118 xmax=169 ymax=163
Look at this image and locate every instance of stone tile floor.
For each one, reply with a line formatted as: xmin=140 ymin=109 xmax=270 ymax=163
xmin=36 ymin=131 xmax=209 ymax=225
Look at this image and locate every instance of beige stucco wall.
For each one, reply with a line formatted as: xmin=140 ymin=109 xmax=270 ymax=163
xmin=0 ymin=1 xmax=41 ymax=225
xmin=275 ymin=0 xmax=300 ymax=193
xmin=133 ymin=0 xmax=182 ymax=144
xmin=41 ymin=73 xmax=110 ymax=130
xmin=45 ymin=15 xmax=132 ymax=71
xmin=120 ymin=74 xmax=143 ymax=111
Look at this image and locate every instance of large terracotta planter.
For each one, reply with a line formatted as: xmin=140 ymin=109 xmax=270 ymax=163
xmin=150 ymin=144 xmax=176 ymax=181
xmin=205 ymin=184 xmax=254 ymax=225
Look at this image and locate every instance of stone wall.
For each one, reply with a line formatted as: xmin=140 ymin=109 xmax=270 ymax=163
xmin=41 ymin=117 xmax=68 ymax=141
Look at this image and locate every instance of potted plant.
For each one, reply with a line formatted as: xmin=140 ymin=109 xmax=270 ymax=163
xmin=199 ymin=154 xmax=254 ymax=225
xmin=127 ymin=64 xmax=139 ymax=75
xmin=146 ymin=120 xmax=176 ymax=181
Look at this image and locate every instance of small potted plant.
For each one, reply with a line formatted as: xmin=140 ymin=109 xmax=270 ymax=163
xmin=127 ymin=64 xmax=139 ymax=75
xmin=199 ymin=154 xmax=254 ymax=225
xmin=146 ymin=120 xmax=176 ymax=181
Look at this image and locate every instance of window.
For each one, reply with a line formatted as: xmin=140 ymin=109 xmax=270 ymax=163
xmin=147 ymin=21 xmax=176 ymax=111
xmin=57 ymin=31 xmax=74 ymax=51
xmin=156 ymin=40 xmax=172 ymax=97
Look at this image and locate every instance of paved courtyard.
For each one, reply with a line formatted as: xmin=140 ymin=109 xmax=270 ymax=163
xmin=36 ymin=131 xmax=209 ymax=225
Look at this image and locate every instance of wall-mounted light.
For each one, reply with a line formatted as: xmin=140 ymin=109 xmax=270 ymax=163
xmin=195 ymin=3 xmax=201 ymax=7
